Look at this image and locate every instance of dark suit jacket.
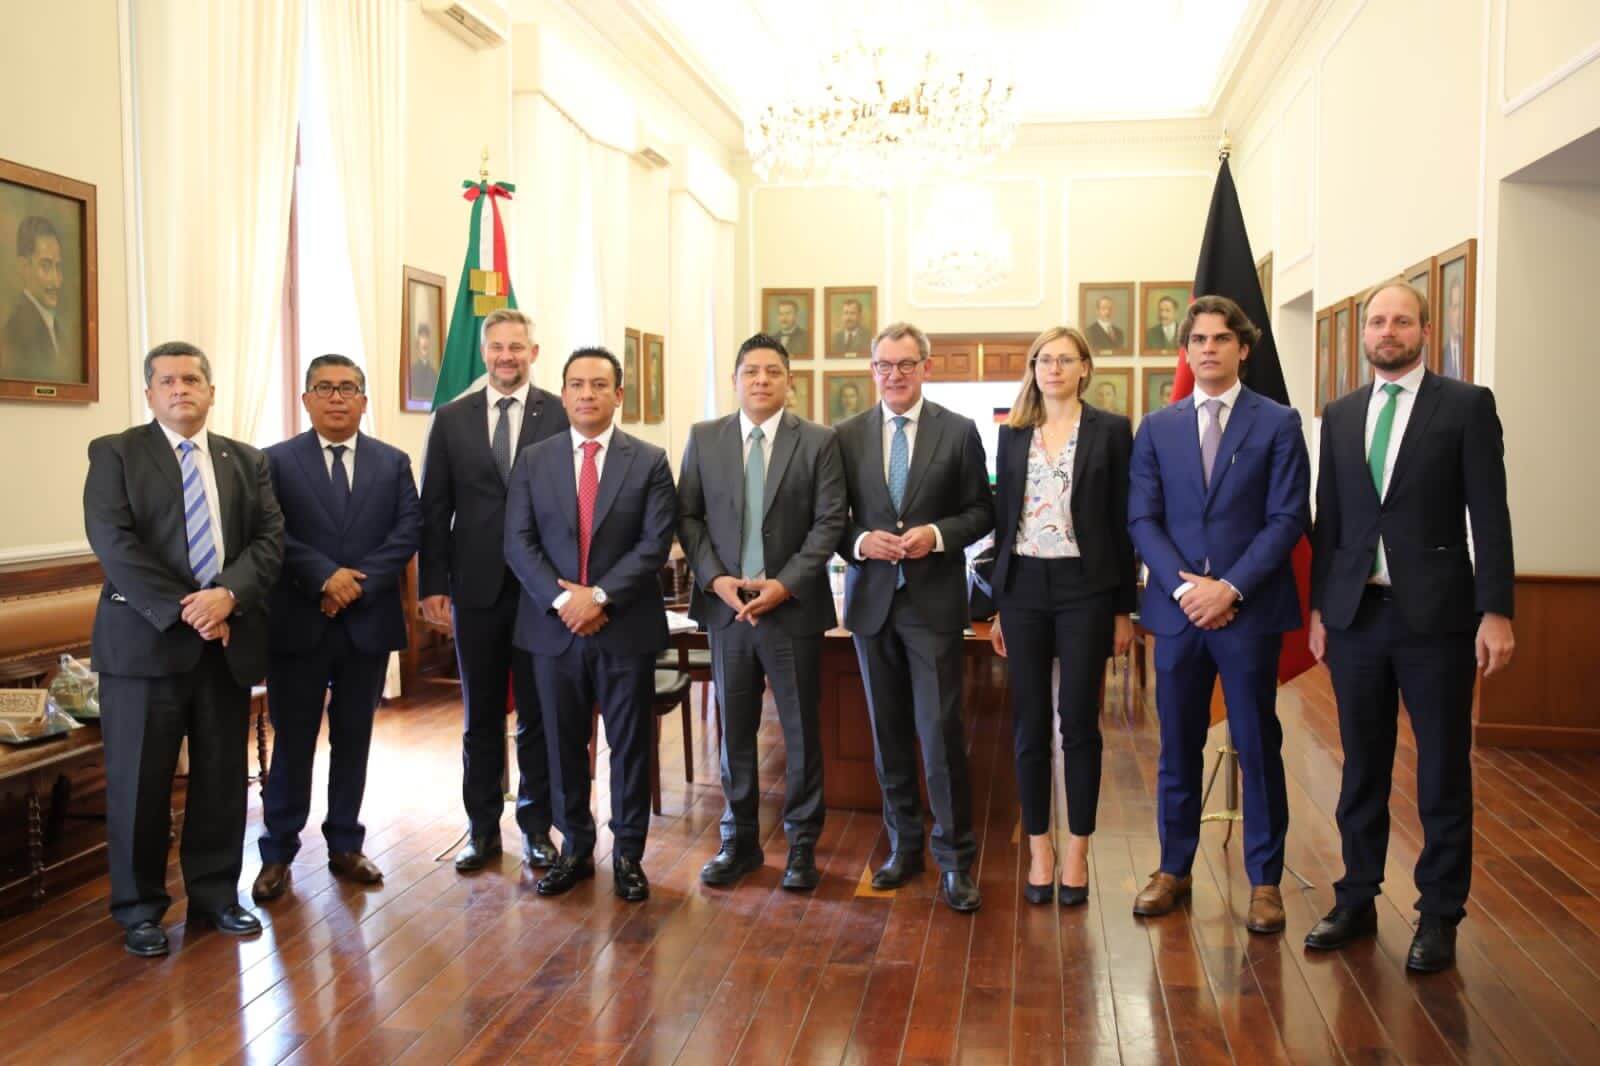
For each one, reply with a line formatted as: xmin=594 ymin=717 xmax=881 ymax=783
xmin=677 ymin=411 xmax=847 ymax=635
xmin=3 ymin=298 xmax=67 ymax=381
xmin=775 ymin=328 xmax=810 ymax=357
xmin=264 ymin=431 xmax=422 ymax=656
xmin=835 ymin=401 xmax=994 ymax=636
xmin=1145 ymin=324 xmax=1179 ymax=351
xmin=991 ymin=408 xmax=1138 ymax=614
xmin=831 ymin=328 xmax=870 ymax=356
xmin=1311 ymin=371 xmax=1513 ymax=634
xmin=84 ymin=421 xmax=285 ymax=685
xmin=1129 ymin=386 xmax=1310 ymax=637
xmin=418 ymin=385 xmax=568 ymax=608
xmin=505 ymin=427 xmax=678 ymax=656
xmin=1085 ymin=322 xmax=1125 ymax=354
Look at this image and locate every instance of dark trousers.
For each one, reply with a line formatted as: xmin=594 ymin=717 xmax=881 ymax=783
xmin=997 ymin=556 xmax=1114 ymax=838
xmin=100 ymin=644 xmax=248 ymax=927
xmin=453 ymin=581 xmax=550 ymax=840
xmin=853 ymin=595 xmax=976 ymax=873
xmin=710 ymin=621 xmax=823 ymax=849
xmin=259 ymin=624 xmax=388 ymax=863
xmin=1326 ymin=587 xmax=1477 ymax=921
xmin=1154 ymin=625 xmax=1287 ymax=886
xmin=533 ymin=643 xmax=653 ymax=861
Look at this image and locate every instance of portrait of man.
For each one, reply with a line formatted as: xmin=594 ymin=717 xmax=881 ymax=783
xmin=761 ymin=289 xmax=813 ymax=358
xmin=825 ymin=286 xmax=878 ymax=358
xmin=1090 ymin=368 xmax=1131 ymax=416
xmin=824 ymin=372 xmax=871 ymax=426
xmin=1 ymin=163 xmax=96 ymax=401
xmin=1079 ymin=284 xmax=1133 ymax=356
xmin=644 ymin=333 xmax=665 ymax=423
xmin=622 ymin=329 xmax=641 ymax=423
xmin=1141 ymin=283 xmax=1190 ymax=353
xmin=786 ymin=369 xmax=814 ymax=420
xmin=1316 ymin=314 xmax=1333 ymax=414
xmin=1407 ymin=262 xmax=1433 ymax=370
xmin=1334 ymin=305 xmax=1352 ymax=397
xmin=402 ymin=266 xmax=445 ymax=412
xmin=1439 ymin=267 xmax=1467 ymax=380
xmin=1143 ymin=368 xmax=1176 ymax=416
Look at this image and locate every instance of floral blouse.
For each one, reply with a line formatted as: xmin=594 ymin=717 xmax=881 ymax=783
xmin=1014 ymin=426 xmax=1080 ymax=558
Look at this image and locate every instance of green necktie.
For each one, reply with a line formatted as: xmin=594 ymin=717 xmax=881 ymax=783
xmin=1367 ymin=383 xmax=1403 ymax=495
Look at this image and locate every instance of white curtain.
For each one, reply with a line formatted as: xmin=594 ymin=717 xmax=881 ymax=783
xmin=667 ymin=194 xmax=734 ymax=464
xmin=132 ymin=0 xmax=304 ymax=443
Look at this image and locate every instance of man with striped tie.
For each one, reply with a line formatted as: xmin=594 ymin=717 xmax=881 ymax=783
xmin=84 ymin=341 xmax=285 ymax=957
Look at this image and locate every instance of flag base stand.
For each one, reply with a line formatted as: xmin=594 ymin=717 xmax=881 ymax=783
xmin=1200 ymin=725 xmax=1312 ymax=889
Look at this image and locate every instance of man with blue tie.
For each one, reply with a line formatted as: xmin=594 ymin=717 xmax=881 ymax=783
xmin=251 ymin=355 xmax=422 ymax=901
xmin=1128 ymin=295 xmax=1310 ymax=934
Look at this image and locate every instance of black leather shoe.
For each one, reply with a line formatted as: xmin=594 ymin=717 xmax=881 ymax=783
xmin=1058 ymin=883 xmax=1089 ymax=907
xmin=1023 ymin=881 xmax=1054 ymax=905
xmin=1304 ymin=903 xmax=1378 ymax=950
xmin=700 ymin=841 xmax=764 ymax=886
xmin=870 ymin=851 xmax=925 ymax=890
xmin=781 ymin=845 xmax=820 ymax=892
xmin=454 ymin=835 xmax=502 ymax=872
xmin=535 ymin=854 xmax=595 ymax=896
xmin=941 ymin=870 xmax=982 ymax=913
xmin=192 ymin=904 xmax=262 ymax=936
xmin=1407 ymin=916 xmax=1457 ymax=973
xmin=522 ymin=832 xmax=558 ymax=870
xmin=613 ymin=856 xmax=650 ymax=902
xmin=124 ymin=920 xmax=169 ymax=957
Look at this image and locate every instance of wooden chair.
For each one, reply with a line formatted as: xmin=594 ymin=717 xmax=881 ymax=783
xmin=587 ymin=669 xmax=695 ymax=816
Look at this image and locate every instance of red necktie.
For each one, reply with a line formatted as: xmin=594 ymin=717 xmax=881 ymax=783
xmin=577 ymin=440 xmax=601 ymax=584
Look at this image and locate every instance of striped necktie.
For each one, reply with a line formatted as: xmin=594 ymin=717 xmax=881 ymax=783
xmin=178 ymin=440 xmax=219 ymax=586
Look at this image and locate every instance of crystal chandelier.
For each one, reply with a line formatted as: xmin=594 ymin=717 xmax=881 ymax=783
xmin=912 ymin=183 xmax=1014 ymax=295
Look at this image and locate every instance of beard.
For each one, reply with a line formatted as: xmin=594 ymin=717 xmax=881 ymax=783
xmin=1365 ymin=337 xmax=1423 ymax=372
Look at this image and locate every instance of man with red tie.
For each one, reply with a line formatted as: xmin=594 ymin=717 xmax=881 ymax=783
xmin=504 ymin=347 xmax=678 ymax=901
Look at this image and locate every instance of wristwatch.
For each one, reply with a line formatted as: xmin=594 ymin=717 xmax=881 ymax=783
xmin=592 ymin=587 xmax=609 ymax=606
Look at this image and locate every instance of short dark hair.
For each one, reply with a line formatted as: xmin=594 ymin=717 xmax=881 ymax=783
xmin=777 ymin=298 xmax=797 ymax=312
xmin=16 ymin=216 xmax=60 ymax=259
xmin=143 ymin=340 xmax=212 ymax=386
xmin=1158 ymin=295 xmax=1179 ymax=311
xmin=562 ymin=346 xmax=622 ymax=388
xmin=1178 ymin=294 xmax=1261 ymax=351
xmin=841 ymin=298 xmax=862 ymax=312
xmin=305 ymin=353 xmax=366 ymax=392
xmin=416 ymin=321 xmax=432 ymax=338
xmin=735 ymin=333 xmax=790 ymax=373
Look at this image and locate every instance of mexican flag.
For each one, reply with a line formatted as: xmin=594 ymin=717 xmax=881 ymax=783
xmin=431 ymin=179 xmax=518 ymax=408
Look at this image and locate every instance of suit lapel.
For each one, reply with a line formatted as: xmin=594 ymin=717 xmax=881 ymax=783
xmin=900 ymin=402 xmax=944 ymax=513
xmin=462 ymin=388 xmax=497 ymax=476
xmin=719 ymin=414 xmax=746 ymax=531
xmin=1385 ymin=371 xmax=1441 ymax=498
xmin=140 ymin=421 xmax=184 ymax=509
xmin=1340 ymin=385 xmax=1382 ymax=509
xmin=861 ymin=406 xmax=892 ymax=512
xmin=1070 ymin=406 xmax=1099 ymax=498
xmin=762 ymin=412 xmax=802 ymax=517
xmin=591 ymin=429 xmax=635 ymax=535
xmin=290 ymin=431 xmax=340 ymax=527
xmin=343 ymin=432 xmax=380 ymax=529
xmin=1204 ymin=389 xmax=1258 ymax=510
xmin=516 ymin=388 xmax=551 ymax=459
xmin=1168 ymin=396 xmax=1206 ymax=505
xmin=1006 ymin=427 xmax=1030 ymax=527
xmin=210 ymin=433 xmax=240 ymax=559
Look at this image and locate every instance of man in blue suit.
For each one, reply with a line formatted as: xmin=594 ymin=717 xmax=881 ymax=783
xmin=252 ymin=355 xmax=422 ymax=900
xmin=505 ymin=347 xmax=678 ymax=903
xmin=1128 ymin=295 xmax=1310 ymax=934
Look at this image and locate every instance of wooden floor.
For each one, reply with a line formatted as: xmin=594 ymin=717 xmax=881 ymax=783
xmin=3 ymin=664 xmax=1600 ymax=1065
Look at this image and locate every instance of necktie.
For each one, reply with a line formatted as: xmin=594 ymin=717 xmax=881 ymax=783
xmin=1368 ymin=383 xmax=1403 ymax=495
xmin=741 ymin=426 xmax=766 ymax=579
xmin=492 ymin=395 xmax=516 ymax=481
xmin=577 ymin=440 xmax=601 ymax=585
xmin=1199 ymin=399 xmax=1223 ymax=489
xmin=328 ymin=444 xmax=350 ymax=522
xmin=178 ymin=441 xmax=219 ymax=586
xmin=887 ymin=416 xmax=910 ymax=589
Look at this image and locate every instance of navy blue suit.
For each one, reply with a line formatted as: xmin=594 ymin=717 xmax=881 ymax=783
xmin=260 ymin=431 xmax=421 ymax=863
xmin=505 ymin=427 xmax=677 ymax=861
xmin=1129 ymin=386 xmax=1310 ymax=885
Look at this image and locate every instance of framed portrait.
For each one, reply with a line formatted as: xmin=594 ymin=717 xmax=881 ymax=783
xmin=1086 ymin=366 xmax=1132 ymax=417
xmin=622 ymin=328 xmax=641 ymax=423
xmin=786 ymin=368 xmax=813 ymax=421
xmin=761 ymin=288 xmax=814 ymax=359
xmin=822 ymin=370 xmax=874 ymax=426
xmin=1078 ymin=282 xmax=1135 ymax=357
xmin=0 ymin=159 xmax=98 ymax=403
xmin=642 ymin=332 xmax=665 ymax=424
xmin=1333 ymin=300 xmax=1354 ymax=400
xmin=1256 ymin=253 xmax=1273 ymax=326
xmin=1352 ymin=287 xmax=1375 ymax=389
xmin=1139 ymin=282 xmax=1190 ymax=354
xmin=824 ymin=286 xmax=877 ymax=358
xmin=1315 ymin=307 xmax=1333 ymax=416
xmin=400 ymin=265 xmax=446 ymax=413
xmin=1434 ymin=239 xmax=1476 ymax=382
xmin=1405 ymin=256 xmax=1436 ymax=372
xmin=1140 ymin=365 xmax=1177 ymax=418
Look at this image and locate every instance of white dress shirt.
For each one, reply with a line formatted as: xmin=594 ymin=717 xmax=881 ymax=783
xmin=317 ymin=431 xmax=357 ymax=488
xmin=1364 ymin=361 xmax=1426 ymax=585
xmin=485 ymin=380 xmax=532 ymax=454
xmin=552 ymin=422 xmax=618 ymax=608
xmin=738 ymin=409 xmax=783 ymax=581
xmin=852 ymin=397 xmax=945 ymax=559
xmin=158 ymin=421 xmax=226 ymax=562
xmin=1172 ymin=378 xmax=1245 ymax=604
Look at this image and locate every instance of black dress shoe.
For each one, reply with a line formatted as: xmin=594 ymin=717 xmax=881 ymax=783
xmin=124 ymin=921 xmax=169 ymax=958
xmin=941 ymin=870 xmax=982 ymax=913
xmin=1023 ymin=881 xmax=1054 ymax=905
xmin=1057 ymin=883 xmax=1089 ymax=907
xmin=535 ymin=854 xmax=596 ymax=896
xmin=192 ymin=904 xmax=262 ymax=936
xmin=454 ymin=835 xmax=502 ymax=872
xmin=781 ymin=845 xmax=820 ymax=892
xmin=613 ymin=856 xmax=650 ymax=902
xmin=700 ymin=841 xmax=764 ymax=886
xmin=523 ymin=832 xmax=558 ymax=870
xmin=1407 ymin=915 xmax=1457 ymax=973
xmin=870 ymin=851 xmax=925 ymax=890
xmin=1304 ymin=903 xmax=1378 ymax=950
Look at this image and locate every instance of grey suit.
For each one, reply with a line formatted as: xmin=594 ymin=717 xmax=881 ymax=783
xmin=678 ymin=410 xmax=847 ymax=847
xmin=834 ymin=400 xmax=994 ymax=871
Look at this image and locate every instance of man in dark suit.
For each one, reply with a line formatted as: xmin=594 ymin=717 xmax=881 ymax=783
xmin=83 ymin=341 xmax=285 ymax=957
xmin=1085 ymin=296 xmax=1126 ymax=355
xmin=1128 ymin=295 xmax=1310 ymax=934
xmin=505 ymin=347 xmax=678 ymax=902
xmin=251 ymin=355 xmax=422 ymax=901
xmin=772 ymin=298 xmax=809 ymax=359
xmin=1145 ymin=295 xmax=1181 ymax=352
xmin=1305 ymin=282 xmax=1514 ymax=973
xmin=419 ymin=307 xmax=568 ymax=873
xmin=678 ymin=333 xmax=848 ymax=891
xmin=4 ymin=216 xmax=71 ymax=381
xmin=834 ymin=321 xmax=994 ymax=913
xmin=830 ymin=299 xmax=871 ymax=357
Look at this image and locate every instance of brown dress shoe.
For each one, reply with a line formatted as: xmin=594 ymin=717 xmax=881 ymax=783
xmin=329 ymin=852 xmax=383 ymax=884
xmin=1132 ymin=871 xmax=1192 ymax=916
xmin=1246 ymin=885 xmax=1286 ymax=934
xmin=252 ymin=863 xmax=290 ymax=901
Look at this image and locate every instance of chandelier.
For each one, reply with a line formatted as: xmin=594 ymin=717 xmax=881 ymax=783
xmin=912 ymin=183 xmax=1014 ymax=295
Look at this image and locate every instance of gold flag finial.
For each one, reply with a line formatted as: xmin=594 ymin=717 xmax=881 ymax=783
xmin=1218 ymin=128 xmax=1232 ymax=161
xmin=480 ymin=146 xmax=490 ymax=182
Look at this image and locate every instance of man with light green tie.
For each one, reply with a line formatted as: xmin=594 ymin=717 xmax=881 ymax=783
xmin=677 ymin=333 xmax=848 ymax=891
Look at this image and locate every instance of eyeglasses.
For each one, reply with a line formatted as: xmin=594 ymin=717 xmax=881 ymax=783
xmin=1031 ymin=355 xmax=1083 ymax=371
xmin=309 ymin=382 xmax=364 ymax=399
xmin=870 ymin=358 xmax=924 ymax=377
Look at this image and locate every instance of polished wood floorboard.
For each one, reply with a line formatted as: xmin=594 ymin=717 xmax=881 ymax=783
xmin=3 ymin=664 xmax=1600 ymax=1064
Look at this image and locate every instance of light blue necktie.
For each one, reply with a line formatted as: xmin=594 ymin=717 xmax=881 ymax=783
xmin=178 ymin=440 xmax=219 ymax=586
xmin=741 ymin=425 xmax=765 ymax=579
xmin=887 ymin=416 xmax=909 ymax=588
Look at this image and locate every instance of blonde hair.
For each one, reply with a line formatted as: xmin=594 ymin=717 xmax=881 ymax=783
xmin=479 ymin=307 xmax=535 ymax=349
xmin=1007 ymin=327 xmax=1092 ymax=429
xmin=870 ymin=321 xmax=931 ymax=361
xmin=1361 ymin=280 xmax=1431 ymax=328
